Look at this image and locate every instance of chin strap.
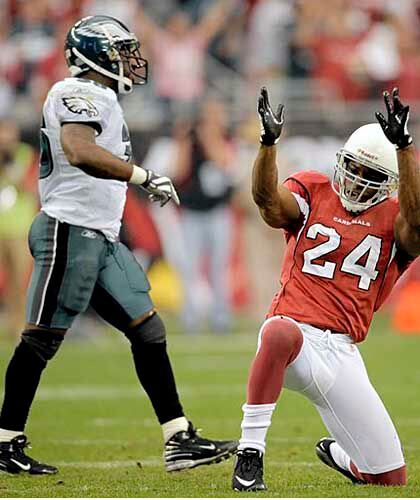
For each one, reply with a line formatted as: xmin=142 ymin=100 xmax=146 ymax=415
xmin=339 ymin=196 xmax=386 ymax=214
xmin=71 ymin=47 xmax=133 ymax=94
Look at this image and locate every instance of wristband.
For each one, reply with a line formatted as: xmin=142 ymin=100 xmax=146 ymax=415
xmin=396 ymin=136 xmax=413 ymax=150
xmin=260 ymin=134 xmax=279 ymax=147
xmin=129 ymin=165 xmax=148 ymax=185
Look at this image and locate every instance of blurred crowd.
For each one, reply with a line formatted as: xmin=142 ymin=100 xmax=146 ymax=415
xmin=2 ymin=0 xmax=420 ymax=118
xmin=1 ymin=0 xmax=420 ymax=337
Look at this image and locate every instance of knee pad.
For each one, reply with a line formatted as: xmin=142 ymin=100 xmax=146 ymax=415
xmin=259 ymin=317 xmax=303 ymax=365
xmin=21 ymin=329 xmax=64 ymax=362
xmin=126 ymin=313 xmax=166 ymax=345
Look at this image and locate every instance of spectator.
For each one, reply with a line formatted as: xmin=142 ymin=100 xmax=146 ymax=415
xmin=82 ymin=0 xmax=138 ymax=27
xmin=356 ymin=12 xmax=401 ymax=97
xmin=0 ymin=10 xmax=19 ymax=116
xmin=175 ymin=96 xmax=236 ymax=334
xmin=10 ymin=0 xmax=56 ymax=93
xmin=30 ymin=19 xmax=74 ymax=110
xmin=292 ymin=0 xmax=370 ymax=101
xmin=243 ymin=0 xmax=293 ymax=83
xmin=232 ymin=115 xmax=285 ymax=322
xmin=136 ymin=0 xmax=238 ymax=115
xmin=394 ymin=11 xmax=420 ymax=101
xmin=0 ymin=118 xmax=38 ymax=339
xmin=140 ymin=122 xmax=189 ymax=277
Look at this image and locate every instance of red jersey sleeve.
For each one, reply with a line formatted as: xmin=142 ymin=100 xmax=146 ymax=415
xmin=283 ymin=170 xmax=329 ymax=237
xmin=283 ymin=171 xmax=311 ymax=204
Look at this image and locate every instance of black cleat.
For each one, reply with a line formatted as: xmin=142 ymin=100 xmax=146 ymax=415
xmin=165 ymin=422 xmax=238 ymax=472
xmin=0 ymin=435 xmax=58 ymax=475
xmin=316 ymin=438 xmax=364 ymax=485
xmin=232 ymin=448 xmax=267 ymax=491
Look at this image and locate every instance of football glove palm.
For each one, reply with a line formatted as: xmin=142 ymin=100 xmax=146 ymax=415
xmin=375 ymin=87 xmax=412 ymax=150
xmin=258 ymin=87 xmax=284 ymax=146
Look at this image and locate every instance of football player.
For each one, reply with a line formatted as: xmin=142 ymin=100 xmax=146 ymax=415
xmin=0 ymin=15 xmax=237 ymax=475
xmin=232 ymin=87 xmax=419 ymax=491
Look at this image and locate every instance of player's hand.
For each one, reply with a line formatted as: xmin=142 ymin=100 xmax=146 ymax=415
xmin=258 ymin=87 xmax=284 ymax=146
xmin=142 ymin=170 xmax=180 ymax=207
xmin=375 ymin=87 xmax=412 ymax=150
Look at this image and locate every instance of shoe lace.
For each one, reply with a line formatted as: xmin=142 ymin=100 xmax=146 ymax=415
xmin=12 ymin=437 xmax=38 ymax=465
xmin=185 ymin=423 xmax=204 ymax=443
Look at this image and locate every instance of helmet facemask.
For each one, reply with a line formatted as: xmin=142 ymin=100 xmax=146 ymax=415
xmin=333 ymin=149 xmax=398 ymax=213
xmin=114 ymin=39 xmax=148 ymax=90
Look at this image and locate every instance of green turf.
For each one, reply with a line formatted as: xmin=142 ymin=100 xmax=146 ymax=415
xmin=0 ymin=313 xmax=419 ymax=497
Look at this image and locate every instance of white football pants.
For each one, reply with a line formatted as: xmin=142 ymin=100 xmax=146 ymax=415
xmin=258 ymin=316 xmax=405 ymax=474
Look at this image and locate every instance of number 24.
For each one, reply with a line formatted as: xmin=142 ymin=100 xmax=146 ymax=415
xmin=302 ymin=223 xmax=382 ymax=291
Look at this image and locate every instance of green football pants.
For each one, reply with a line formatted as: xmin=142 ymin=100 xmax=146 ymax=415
xmin=26 ymin=212 xmax=153 ymax=331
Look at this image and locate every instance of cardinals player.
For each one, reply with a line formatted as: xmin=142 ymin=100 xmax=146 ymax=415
xmin=232 ymin=87 xmax=419 ymax=491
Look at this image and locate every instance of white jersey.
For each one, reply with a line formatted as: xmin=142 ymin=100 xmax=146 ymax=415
xmin=39 ymin=77 xmax=131 ymax=241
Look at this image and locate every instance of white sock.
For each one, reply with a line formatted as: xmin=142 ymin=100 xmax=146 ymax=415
xmin=330 ymin=441 xmax=351 ymax=472
xmin=0 ymin=428 xmax=23 ymax=442
xmin=162 ymin=416 xmax=189 ymax=443
xmin=238 ymin=403 xmax=276 ymax=454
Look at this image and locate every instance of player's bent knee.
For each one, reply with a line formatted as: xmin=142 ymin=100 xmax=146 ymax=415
xmin=21 ymin=328 xmax=65 ymax=362
xmin=126 ymin=313 xmax=166 ymax=345
xmin=260 ymin=318 xmax=303 ymax=364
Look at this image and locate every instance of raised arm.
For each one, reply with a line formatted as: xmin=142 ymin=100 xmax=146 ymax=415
xmin=253 ymin=88 xmax=300 ymax=229
xmin=193 ymin=0 xmax=238 ymax=44
xmin=376 ymin=88 xmax=420 ymax=256
xmin=136 ymin=5 xmax=162 ymax=44
xmin=60 ymin=123 xmax=179 ymax=206
xmin=197 ymin=125 xmax=234 ymax=170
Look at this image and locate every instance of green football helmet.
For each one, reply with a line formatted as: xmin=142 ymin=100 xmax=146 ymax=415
xmin=65 ymin=15 xmax=148 ymax=94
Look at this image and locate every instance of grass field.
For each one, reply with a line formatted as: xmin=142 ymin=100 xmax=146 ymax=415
xmin=0 ymin=313 xmax=419 ymax=497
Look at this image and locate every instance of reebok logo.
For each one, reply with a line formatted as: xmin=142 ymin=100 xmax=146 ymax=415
xmin=333 ymin=216 xmax=371 ymax=227
xmin=81 ymin=229 xmax=97 ymax=239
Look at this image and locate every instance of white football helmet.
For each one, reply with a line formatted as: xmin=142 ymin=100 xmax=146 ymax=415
xmin=332 ymin=123 xmax=398 ymax=213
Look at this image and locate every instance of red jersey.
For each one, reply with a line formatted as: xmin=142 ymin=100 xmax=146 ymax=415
xmin=268 ymin=171 xmax=413 ymax=342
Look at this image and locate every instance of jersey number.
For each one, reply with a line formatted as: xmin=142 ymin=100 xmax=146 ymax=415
xmin=39 ymin=116 xmax=54 ymax=179
xmin=302 ymin=223 xmax=382 ymax=290
xmin=122 ymin=123 xmax=132 ymax=162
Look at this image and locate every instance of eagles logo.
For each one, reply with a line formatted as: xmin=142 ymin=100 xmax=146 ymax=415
xmin=62 ymin=97 xmax=99 ymax=118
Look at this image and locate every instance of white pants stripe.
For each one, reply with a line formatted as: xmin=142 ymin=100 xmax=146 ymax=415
xmin=35 ymin=218 xmax=59 ymax=325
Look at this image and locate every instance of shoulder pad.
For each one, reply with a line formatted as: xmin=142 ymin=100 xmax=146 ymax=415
xmin=287 ymin=170 xmax=330 ymax=185
xmin=49 ymin=78 xmax=116 ymax=102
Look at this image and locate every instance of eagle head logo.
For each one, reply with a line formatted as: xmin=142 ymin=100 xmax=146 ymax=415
xmin=62 ymin=97 xmax=99 ymax=118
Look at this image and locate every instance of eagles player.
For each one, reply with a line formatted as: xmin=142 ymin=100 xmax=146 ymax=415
xmin=0 ymin=16 xmax=237 ymax=475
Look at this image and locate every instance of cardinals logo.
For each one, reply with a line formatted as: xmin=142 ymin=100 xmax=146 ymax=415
xmin=62 ymin=97 xmax=99 ymax=118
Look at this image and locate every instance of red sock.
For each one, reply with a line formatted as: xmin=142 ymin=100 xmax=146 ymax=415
xmin=247 ymin=317 xmax=303 ymax=404
xmin=350 ymin=462 xmax=407 ymax=486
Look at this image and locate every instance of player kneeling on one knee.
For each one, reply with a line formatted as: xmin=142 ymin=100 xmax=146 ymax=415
xmin=233 ymin=87 xmax=418 ymax=491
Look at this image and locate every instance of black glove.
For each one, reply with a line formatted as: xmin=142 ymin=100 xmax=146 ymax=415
xmin=142 ymin=169 xmax=180 ymax=207
xmin=258 ymin=87 xmax=284 ymax=146
xmin=375 ymin=87 xmax=412 ymax=150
